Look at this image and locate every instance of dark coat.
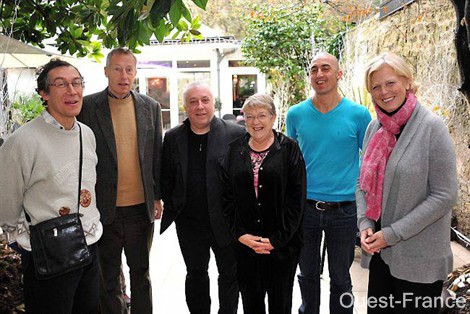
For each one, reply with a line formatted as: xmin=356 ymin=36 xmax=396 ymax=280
xmin=160 ymin=117 xmax=245 ymax=247
xmin=77 ymin=88 xmax=163 ymax=225
xmin=221 ymin=131 xmax=306 ymax=259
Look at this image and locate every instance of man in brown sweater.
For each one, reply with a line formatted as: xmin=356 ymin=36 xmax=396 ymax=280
xmin=78 ymin=48 xmax=163 ymax=314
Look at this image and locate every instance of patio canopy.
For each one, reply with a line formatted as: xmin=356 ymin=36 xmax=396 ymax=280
xmin=0 ymin=34 xmax=53 ymax=68
xmin=0 ymin=33 xmax=102 ymax=71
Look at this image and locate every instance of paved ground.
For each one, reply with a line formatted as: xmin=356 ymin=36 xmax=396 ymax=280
xmin=122 ymin=223 xmax=470 ymax=313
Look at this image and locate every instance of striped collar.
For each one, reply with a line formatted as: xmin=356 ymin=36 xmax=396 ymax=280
xmin=107 ymin=90 xmax=131 ymax=99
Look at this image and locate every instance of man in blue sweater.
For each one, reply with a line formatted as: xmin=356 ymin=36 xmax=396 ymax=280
xmin=286 ymin=52 xmax=371 ymax=314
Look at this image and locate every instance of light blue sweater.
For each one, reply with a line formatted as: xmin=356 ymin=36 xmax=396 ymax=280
xmin=286 ymin=97 xmax=371 ymax=201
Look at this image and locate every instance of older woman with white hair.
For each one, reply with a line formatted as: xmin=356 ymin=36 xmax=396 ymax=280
xmin=221 ymin=93 xmax=306 ymax=314
xmin=357 ymin=52 xmax=458 ymax=313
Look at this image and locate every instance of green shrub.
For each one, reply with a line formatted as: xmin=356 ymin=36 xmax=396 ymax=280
xmin=11 ymin=94 xmax=44 ymax=125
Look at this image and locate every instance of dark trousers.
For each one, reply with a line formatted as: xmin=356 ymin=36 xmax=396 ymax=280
xmin=238 ymin=250 xmax=300 ymax=314
xmin=367 ymin=253 xmax=443 ymax=314
xmin=176 ymin=220 xmax=239 ymax=314
xmin=23 ymin=243 xmax=99 ymax=314
xmin=98 ymin=204 xmax=154 ymax=314
xmin=298 ymin=202 xmax=357 ymax=314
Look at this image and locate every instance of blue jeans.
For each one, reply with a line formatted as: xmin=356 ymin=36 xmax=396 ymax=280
xmin=298 ymin=201 xmax=357 ymax=314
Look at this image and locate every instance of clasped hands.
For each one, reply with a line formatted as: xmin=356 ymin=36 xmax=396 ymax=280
xmin=360 ymin=228 xmax=387 ymax=255
xmin=238 ymin=234 xmax=274 ymax=254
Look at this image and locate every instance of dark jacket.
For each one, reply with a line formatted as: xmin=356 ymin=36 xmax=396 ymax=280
xmin=77 ymin=88 xmax=163 ymax=225
xmin=221 ymin=131 xmax=306 ymax=259
xmin=160 ymin=117 xmax=245 ymax=247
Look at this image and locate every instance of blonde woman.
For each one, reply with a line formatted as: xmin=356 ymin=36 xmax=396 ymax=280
xmin=357 ymin=52 xmax=458 ymax=313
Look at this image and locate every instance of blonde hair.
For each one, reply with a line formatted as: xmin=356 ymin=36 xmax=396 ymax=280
xmin=242 ymin=93 xmax=276 ymax=115
xmin=364 ymin=52 xmax=419 ymax=93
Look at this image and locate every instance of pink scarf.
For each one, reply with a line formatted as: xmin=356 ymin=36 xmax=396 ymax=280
xmin=359 ymin=92 xmax=417 ymax=221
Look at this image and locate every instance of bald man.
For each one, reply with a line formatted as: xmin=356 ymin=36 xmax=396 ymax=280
xmin=286 ymin=52 xmax=371 ymax=314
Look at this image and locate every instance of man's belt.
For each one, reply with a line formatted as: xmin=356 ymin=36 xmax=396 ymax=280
xmin=307 ymin=199 xmax=355 ymax=211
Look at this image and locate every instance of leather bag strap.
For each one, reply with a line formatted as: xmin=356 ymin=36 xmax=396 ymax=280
xmin=77 ymin=123 xmax=83 ymax=215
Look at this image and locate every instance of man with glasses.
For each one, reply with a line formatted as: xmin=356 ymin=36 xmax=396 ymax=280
xmin=160 ymin=82 xmax=244 ymax=313
xmin=286 ymin=52 xmax=371 ymax=314
xmin=78 ymin=48 xmax=163 ymax=314
xmin=0 ymin=58 xmax=102 ymax=313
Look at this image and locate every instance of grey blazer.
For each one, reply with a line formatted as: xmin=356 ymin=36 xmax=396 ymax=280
xmin=356 ymin=102 xmax=458 ymax=283
xmin=78 ymin=88 xmax=163 ymax=225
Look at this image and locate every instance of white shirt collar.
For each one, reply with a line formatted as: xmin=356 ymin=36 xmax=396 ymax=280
xmin=41 ymin=110 xmax=78 ymax=130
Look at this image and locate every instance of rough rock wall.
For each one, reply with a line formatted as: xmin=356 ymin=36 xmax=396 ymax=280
xmin=340 ymin=0 xmax=470 ymax=236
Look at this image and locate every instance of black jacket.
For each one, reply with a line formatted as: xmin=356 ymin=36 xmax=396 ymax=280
xmin=160 ymin=117 xmax=245 ymax=247
xmin=221 ymin=131 xmax=306 ymax=259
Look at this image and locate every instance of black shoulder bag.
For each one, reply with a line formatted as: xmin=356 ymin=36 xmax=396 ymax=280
xmin=27 ymin=124 xmax=92 ymax=279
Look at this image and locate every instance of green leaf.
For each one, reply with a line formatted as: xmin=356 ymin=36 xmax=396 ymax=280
xmin=155 ymin=19 xmax=167 ymax=42
xmin=177 ymin=20 xmax=188 ymax=31
xmin=139 ymin=5 xmax=151 ymax=21
xmin=77 ymin=40 xmax=92 ymax=47
xmin=169 ymin=1 xmax=182 ymax=26
xmin=91 ymin=41 xmax=101 ymax=51
xmin=137 ymin=23 xmax=152 ymax=45
xmin=191 ymin=33 xmax=204 ymax=40
xmin=179 ymin=2 xmax=192 ymax=22
xmin=191 ymin=0 xmax=208 ymax=10
xmin=90 ymin=52 xmax=105 ymax=63
xmin=190 ymin=15 xmax=201 ymax=29
xmin=150 ymin=0 xmax=172 ymax=22
xmin=71 ymin=27 xmax=83 ymax=38
xmin=172 ymin=31 xmax=181 ymax=39
xmin=69 ymin=44 xmax=77 ymax=55
xmin=165 ymin=21 xmax=174 ymax=34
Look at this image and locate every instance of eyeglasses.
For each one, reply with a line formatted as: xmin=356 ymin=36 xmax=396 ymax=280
xmin=244 ymin=112 xmax=272 ymax=122
xmin=48 ymin=79 xmax=85 ymax=89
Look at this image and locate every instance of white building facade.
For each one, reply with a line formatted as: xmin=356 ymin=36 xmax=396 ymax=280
xmin=135 ymin=36 xmax=266 ymax=131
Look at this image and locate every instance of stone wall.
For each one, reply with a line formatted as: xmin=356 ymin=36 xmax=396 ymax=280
xmin=340 ymin=0 xmax=470 ymax=236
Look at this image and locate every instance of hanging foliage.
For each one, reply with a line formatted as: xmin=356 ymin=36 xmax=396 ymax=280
xmin=0 ymin=0 xmax=207 ymax=61
xmin=242 ymin=0 xmax=348 ymax=128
